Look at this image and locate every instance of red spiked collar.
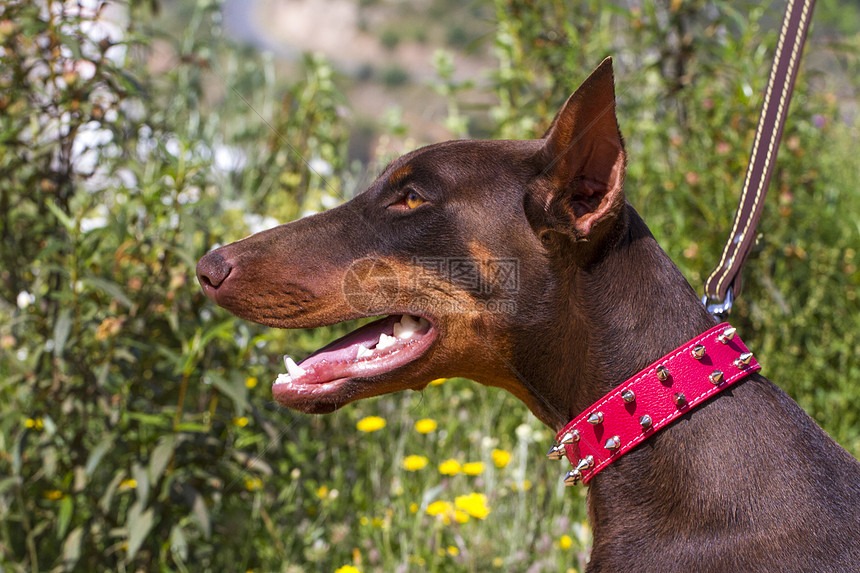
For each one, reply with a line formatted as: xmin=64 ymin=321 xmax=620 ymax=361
xmin=549 ymin=323 xmax=761 ymax=485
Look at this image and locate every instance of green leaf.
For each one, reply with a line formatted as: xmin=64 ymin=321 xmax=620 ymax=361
xmin=53 ymin=308 xmax=72 ymax=359
xmin=209 ymin=372 xmax=248 ymax=411
xmin=85 ymin=438 xmax=114 ymax=477
xmin=11 ymin=432 xmax=24 ymax=476
xmin=132 ymin=462 xmax=150 ymax=505
xmin=45 ymin=200 xmax=76 ymax=232
xmin=126 ymin=412 xmax=171 ymax=428
xmin=125 ymin=505 xmax=155 ymax=563
xmin=170 ymin=524 xmax=189 ymax=563
xmin=148 ymin=435 xmax=176 ymax=485
xmin=57 ymin=495 xmax=74 ymax=540
xmin=62 ymin=526 xmax=84 ymax=569
xmin=174 ymin=422 xmax=209 ymax=433
xmin=81 ymin=276 xmax=134 ymax=308
xmin=191 ymin=490 xmax=211 ymax=539
xmin=100 ymin=471 xmax=126 ymax=514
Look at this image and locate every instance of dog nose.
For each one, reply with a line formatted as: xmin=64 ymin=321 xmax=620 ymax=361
xmin=196 ymin=251 xmax=233 ymax=290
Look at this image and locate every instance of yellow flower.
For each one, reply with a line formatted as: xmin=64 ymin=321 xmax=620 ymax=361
xmin=245 ymin=477 xmax=262 ymax=491
xmin=492 ymin=557 xmax=504 ymax=568
xmin=25 ymin=418 xmax=44 ymax=430
xmin=426 ymin=500 xmax=451 ymax=516
xmin=455 ymin=493 xmax=490 ymax=519
xmin=317 ymin=485 xmax=329 ymax=499
xmin=360 ymin=516 xmax=369 ymax=526
xmin=119 ymin=479 xmax=137 ymax=490
xmin=491 ymin=448 xmax=511 ymax=468
xmin=414 ymin=418 xmax=438 ymax=434
xmin=245 ymin=377 xmax=258 ymax=388
xmin=462 ymin=462 xmax=484 ymax=476
xmin=559 ymin=534 xmax=573 ymax=550
xmin=438 ymin=459 xmax=461 ymax=476
xmin=402 ymin=455 xmax=429 ymax=471
xmin=334 ymin=566 xmax=361 ymax=573
xmin=233 ymin=416 xmax=249 ymax=427
xmin=43 ymin=490 xmax=63 ymax=500
xmin=447 ymin=546 xmax=460 ymax=556
xmin=356 ymin=416 xmax=386 ymax=433
xmin=426 ymin=500 xmax=466 ymax=524
xmin=430 ymin=378 xmax=446 ymax=386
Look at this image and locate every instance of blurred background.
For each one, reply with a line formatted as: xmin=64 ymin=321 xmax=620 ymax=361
xmin=1 ymin=0 xmax=858 ymax=571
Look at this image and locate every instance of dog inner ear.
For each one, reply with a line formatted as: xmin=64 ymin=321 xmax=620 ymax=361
xmin=537 ymin=57 xmax=627 ymax=240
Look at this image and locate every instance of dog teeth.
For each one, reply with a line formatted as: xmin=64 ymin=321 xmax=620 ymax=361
xmin=284 ymin=355 xmax=307 ymax=378
xmin=400 ymin=315 xmax=420 ymax=331
xmin=418 ymin=317 xmax=431 ymax=330
xmin=274 ymin=373 xmax=292 ymax=386
xmin=377 ymin=333 xmax=397 ymax=350
xmin=393 ymin=320 xmax=416 ymax=340
xmin=356 ymin=344 xmax=373 ymax=359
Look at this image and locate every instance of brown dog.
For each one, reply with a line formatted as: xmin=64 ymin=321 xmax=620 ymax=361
xmin=197 ymin=59 xmax=860 ymax=571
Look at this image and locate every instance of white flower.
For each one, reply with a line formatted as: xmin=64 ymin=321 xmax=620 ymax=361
xmin=308 ymin=157 xmax=333 ymax=177
xmin=80 ymin=204 xmax=109 ymax=232
xmin=515 ymin=423 xmax=533 ymax=441
xmin=213 ymin=144 xmax=247 ymax=172
xmin=17 ymin=291 xmax=35 ymax=309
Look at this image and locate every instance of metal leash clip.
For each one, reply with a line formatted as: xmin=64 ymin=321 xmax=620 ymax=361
xmin=702 ymin=287 xmax=733 ymax=318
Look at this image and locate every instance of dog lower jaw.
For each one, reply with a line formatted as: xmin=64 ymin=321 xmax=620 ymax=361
xmin=271 ymin=314 xmax=438 ymax=411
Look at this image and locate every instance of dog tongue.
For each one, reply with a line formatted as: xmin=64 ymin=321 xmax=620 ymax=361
xmin=276 ymin=315 xmax=431 ymax=388
xmin=297 ymin=315 xmax=400 ymax=368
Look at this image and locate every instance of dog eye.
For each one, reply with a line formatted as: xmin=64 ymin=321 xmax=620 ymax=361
xmin=404 ymin=190 xmax=425 ymax=209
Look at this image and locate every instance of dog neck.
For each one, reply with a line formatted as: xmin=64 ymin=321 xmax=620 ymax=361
xmin=536 ymin=204 xmax=836 ymax=566
xmin=518 ymin=203 xmax=717 ymax=429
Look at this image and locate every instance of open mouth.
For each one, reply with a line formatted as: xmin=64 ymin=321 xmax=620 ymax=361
xmin=272 ymin=314 xmax=437 ymax=405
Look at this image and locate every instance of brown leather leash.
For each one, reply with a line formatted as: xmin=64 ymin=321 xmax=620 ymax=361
xmin=703 ymin=0 xmax=816 ymax=316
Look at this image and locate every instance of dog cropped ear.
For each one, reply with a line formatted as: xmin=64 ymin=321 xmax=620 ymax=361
xmin=537 ymin=57 xmax=626 ymax=239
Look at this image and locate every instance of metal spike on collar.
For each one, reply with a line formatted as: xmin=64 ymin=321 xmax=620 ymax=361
xmin=674 ymin=392 xmax=686 ymax=406
xmin=718 ymin=326 xmax=737 ymax=344
xmin=621 ymin=390 xmax=635 ymax=403
xmin=563 ymin=469 xmax=583 ymax=486
xmin=546 ymin=444 xmax=566 ymax=460
xmin=560 ymin=430 xmax=579 ymax=445
xmin=656 ymin=365 xmax=670 ymax=381
xmin=709 ymin=370 xmax=724 ymax=385
xmin=734 ymin=352 xmax=754 ymax=368
xmin=574 ymin=455 xmax=595 ymax=473
xmin=604 ymin=435 xmax=621 ymax=451
xmin=587 ymin=411 xmax=604 ymax=425
xmin=691 ymin=344 xmax=706 ymax=359
xmin=639 ymin=414 xmax=653 ymax=430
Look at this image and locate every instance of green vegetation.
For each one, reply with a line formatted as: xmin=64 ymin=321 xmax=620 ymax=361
xmin=0 ymin=0 xmax=858 ymax=571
